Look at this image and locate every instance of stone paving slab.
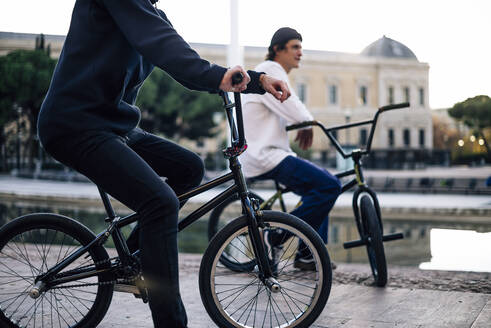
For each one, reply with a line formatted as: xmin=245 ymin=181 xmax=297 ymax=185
xmin=97 ymin=254 xmax=491 ymax=328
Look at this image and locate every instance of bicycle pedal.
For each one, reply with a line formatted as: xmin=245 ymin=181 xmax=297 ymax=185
xmin=114 ymin=283 xmax=139 ymax=295
xmin=135 ymin=276 xmax=149 ymax=303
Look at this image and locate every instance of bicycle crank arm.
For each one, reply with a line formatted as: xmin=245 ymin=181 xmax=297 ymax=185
xmin=382 ymin=232 xmax=404 ymax=242
xmin=343 ymin=239 xmax=366 ymax=249
xmin=343 ymin=232 xmax=404 ymax=249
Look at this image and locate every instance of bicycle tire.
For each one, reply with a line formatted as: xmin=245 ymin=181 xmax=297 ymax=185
xmin=360 ymin=195 xmax=387 ymax=287
xmin=208 ymin=192 xmax=264 ymax=272
xmin=0 ymin=213 xmax=114 ymax=328
xmin=200 ymin=210 xmax=332 ymax=328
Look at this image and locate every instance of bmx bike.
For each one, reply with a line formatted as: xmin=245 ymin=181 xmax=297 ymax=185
xmin=0 ymin=80 xmax=332 ymax=328
xmin=208 ymin=102 xmax=410 ymax=287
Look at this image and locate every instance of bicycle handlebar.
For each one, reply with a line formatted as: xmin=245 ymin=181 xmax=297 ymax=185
xmin=379 ymin=102 xmax=410 ymax=112
xmin=285 ymin=102 xmax=410 ymax=159
xmin=285 ymin=120 xmax=318 ymax=131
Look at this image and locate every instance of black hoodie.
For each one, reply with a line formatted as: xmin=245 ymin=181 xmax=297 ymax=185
xmin=38 ymin=0 xmax=263 ymax=147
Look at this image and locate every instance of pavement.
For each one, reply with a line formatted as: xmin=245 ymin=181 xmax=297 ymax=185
xmin=96 ymin=254 xmax=491 ymax=328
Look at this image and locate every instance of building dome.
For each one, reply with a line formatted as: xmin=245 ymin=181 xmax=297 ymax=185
xmin=361 ymin=36 xmax=418 ymax=61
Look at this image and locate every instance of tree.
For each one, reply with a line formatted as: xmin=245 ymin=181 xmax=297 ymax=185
xmin=432 ymin=115 xmax=458 ymax=150
xmin=136 ymin=70 xmax=223 ymax=141
xmin=448 ymin=95 xmax=491 ymax=161
xmin=0 ymin=48 xmax=56 ymax=169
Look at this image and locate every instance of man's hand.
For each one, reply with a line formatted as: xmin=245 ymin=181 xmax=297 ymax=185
xmin=219 ymin=66 xmax=250 ymax=92
xmin=260 ymin=74 xmax=291 ymax=102
xmin=294 ymin=128 xmax=313 ymax=150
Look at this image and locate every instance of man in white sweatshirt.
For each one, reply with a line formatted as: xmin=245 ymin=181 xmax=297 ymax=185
xmin=241 ymin=27 xmax=341 ymax=270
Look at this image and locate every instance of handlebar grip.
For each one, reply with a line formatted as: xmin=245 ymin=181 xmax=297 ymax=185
xmin=379 ymin=102 xmax=410 ymax=112
xmin=286 ymin=120 xmax=317 ymax=131
xmin=232 ymin=72 xmax=244 ymax=86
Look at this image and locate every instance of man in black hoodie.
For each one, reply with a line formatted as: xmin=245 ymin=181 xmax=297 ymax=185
xmin=37 ymin=0 xmax=289 ymax=327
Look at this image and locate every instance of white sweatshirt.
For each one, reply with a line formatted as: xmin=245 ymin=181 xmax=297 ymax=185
xmin=241 ymin=60 xmax=314 ymax=178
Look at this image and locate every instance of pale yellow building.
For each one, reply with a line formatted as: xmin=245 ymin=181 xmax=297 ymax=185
xmin=1 ymin=32 xmax=433 ymax=167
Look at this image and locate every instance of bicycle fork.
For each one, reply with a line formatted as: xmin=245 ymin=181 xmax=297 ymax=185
xmin=231 ymin=157 xmax=280 ymax=292
xmin=242 ymin=195 xmax=281 ymax=292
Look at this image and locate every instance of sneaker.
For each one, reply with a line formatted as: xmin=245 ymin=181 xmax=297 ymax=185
xmin=294 ymin=251 xmax=316 ymax=271
xmin=293 ymin=249 xmax=337 ymax=271
xmin=264 ymin=229 xmax=284 ymax=276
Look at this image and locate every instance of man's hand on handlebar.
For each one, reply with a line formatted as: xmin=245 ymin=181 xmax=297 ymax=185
xmin=219 ymin=66 xmax=250 ymax=92
xmin=295 ymin=128 xmax=313 ymax=150
xmin=219 ymin=66 xmax=291 ymax=102
xmin=260 ymin=74 xmax=291 ymax=103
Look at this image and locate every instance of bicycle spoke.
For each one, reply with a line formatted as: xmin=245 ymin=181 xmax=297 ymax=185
xmin=222 ymin=279 xmax=259 ymax=311
xmin=215 ymin=278 xmax=258 ymax=298
xmin=52 ymin=289 xmax=86 ymax=317
xmin=0 ymin=263 xmax=33 ymax=285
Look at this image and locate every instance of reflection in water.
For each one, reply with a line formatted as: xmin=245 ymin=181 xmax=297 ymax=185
xmin=1 ymin=200 xmax=490 ymax=272
xmin=0 ymin=201 xmax=209 ymax=253
xmin=420 ymin=229 xmax=491 ymax=272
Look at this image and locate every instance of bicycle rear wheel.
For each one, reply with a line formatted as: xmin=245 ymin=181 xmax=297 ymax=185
xmin=360 ymin=195 xmax=387 ymax=287
xmin=200 ymin=210 xmax=332 ymax=328
xmin=0 ymin=213 xmax=114 ymax=328
xmin=208 ymin=192 xmax=264 ymax=272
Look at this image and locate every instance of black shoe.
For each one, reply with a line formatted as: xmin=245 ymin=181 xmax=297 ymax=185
xmin=293 ymin=248 xmax=336 ymax=271
xmin=294 ymin=251 xmax=316 ymax=271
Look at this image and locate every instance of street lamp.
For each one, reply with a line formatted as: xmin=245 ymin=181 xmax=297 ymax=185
xmin=344 ymin=109 xmax=352 ymax=146
xmin=13 ymin=103 xmax=22 ymax=170
xmin=457 ymin=139 xmax=464 ymax=147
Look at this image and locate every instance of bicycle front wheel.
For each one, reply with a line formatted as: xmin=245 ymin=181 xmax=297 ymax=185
xmin=0 ymin=213 xmax=114 ymax=328
xmin=208 ymin=192 xmax=264 ymax=272
xmin=360 ymin=195 xmax=387 ymax=287
xmin=200 ymin=210 xmax=332 ymax=328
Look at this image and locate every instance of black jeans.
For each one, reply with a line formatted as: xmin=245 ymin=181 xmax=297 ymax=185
xmin=43 ymin=128 xmax=204 ymax=328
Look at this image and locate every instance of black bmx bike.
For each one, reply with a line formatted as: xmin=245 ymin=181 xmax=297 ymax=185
xmin=208 ymin=102 xmax=410 ymax=287
xmin=0 ymin=84 xmax=332 ymax=328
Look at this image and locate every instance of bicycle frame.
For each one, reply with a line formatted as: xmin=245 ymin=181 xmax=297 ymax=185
xmin=36 ymin=91 xmax=275 ymax=288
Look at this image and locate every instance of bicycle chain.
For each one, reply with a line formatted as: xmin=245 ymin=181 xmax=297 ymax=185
xmin=49 ymin=256 xmax=138 ymax=290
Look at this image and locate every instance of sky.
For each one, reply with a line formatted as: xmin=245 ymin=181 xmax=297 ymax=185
xmin=1 ymin=0 xmax=490 ymax=109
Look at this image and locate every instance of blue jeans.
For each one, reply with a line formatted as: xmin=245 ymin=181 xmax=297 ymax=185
xmin=42 ymin=128 xmax=202 ymax=328
xmin=253 ymin=156 xmax=341 ymax=243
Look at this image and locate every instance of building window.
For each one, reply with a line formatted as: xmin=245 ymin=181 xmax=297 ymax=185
xmin=419 ymin=129 xmax=425 ymax=148
xmin=331 ymin=130 xmax=338 ymax=141
xmin=388 ymin=86 xmax=394 ymax=104
xmin=404 ymin=87 xmax=410 ymax=103
xmin=328 ymin=85 xmax=337 ymax=105
xmin=419 ymin=87 xmax=425 ymax=106
xmin=403 ymin=129 xmax=411 ymax=147
xmin=359 ymin=85 xmax=368 ymax=106
xmin=388 ymin=129 xmax=394 ymax=148
xmin=331 ymin=225 xmax=339 ymax=244
xmin=297 ymin=83 xmax=307 ymax=103
xmin=360 ymin=128 xmax=368 ymax=146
